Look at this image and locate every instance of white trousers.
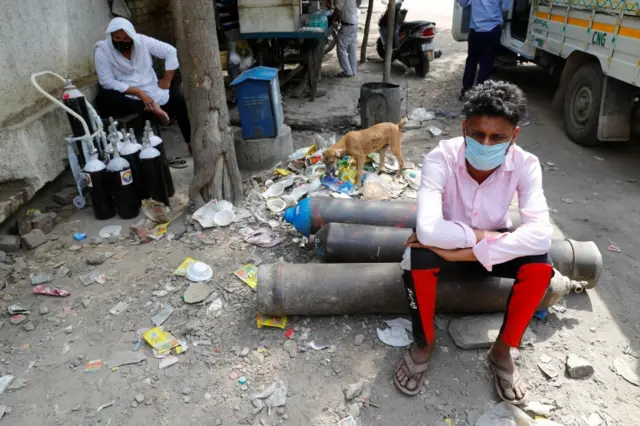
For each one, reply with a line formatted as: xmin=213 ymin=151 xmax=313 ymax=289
xmin=337 ymin=23 xmax=358 ymax=76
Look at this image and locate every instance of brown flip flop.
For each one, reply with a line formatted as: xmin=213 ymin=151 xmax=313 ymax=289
xmin=393 ymin=345 xmax=430 ymax=396
xmin=488 ymin=356 xmax=527 ymax=405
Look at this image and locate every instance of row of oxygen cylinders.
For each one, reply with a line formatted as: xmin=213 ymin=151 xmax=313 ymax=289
xmin=84 ymin=119 xmax=174 ymax=220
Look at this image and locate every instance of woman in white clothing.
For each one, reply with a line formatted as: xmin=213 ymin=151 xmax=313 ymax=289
xmin=95 ymin=18 xmax=191 ymax=152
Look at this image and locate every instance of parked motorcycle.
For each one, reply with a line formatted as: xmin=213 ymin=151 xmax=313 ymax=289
xmin=376 ymin=0 xmax=440 ymax=77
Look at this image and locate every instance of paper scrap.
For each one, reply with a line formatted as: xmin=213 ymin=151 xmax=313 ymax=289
xmin=338 ymin=416 xmax=357 ymax=426
xmin=143 ymin=327 xmax=180 ymax=353
xmin=174 ymin=257 xmax=198 ymax=276
xmin=234 ymin=264 xmax=259 ymax=289
xmin=159 ymin=355 xmax=179 ymax=369
xmin=257 ymin=314 xmax=287 ymax=329
xmin=376 ymin=318 xmax=414 ymax=347
xmin=109 ymin=301 xmax=128 ymax=316
xmin=84 ymin=359 xmax=103 ymax=373
xmin=151 ymin=305 xmax=174 ymax=326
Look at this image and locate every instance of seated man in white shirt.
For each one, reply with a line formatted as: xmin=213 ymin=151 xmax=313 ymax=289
xmin=95 ymin=18 xmax=191 ymax=153
xmin=394 ymin=80 xmax=553 ymax=404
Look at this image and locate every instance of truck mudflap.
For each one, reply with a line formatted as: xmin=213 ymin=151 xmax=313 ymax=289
xmin=598 ymin=76 xmax=635 ymax=141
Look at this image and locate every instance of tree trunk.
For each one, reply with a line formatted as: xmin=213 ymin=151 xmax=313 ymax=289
xmin=171 ymin=0 xmax=244 ymax=207
xmin=383 ymin=0 xmax=396 ymax=83
xmin=359 ymin=0 xmax=375 ymax=63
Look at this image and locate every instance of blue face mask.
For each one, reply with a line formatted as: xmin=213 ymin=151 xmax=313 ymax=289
xmin=464 ymin=136 xmax=511 ymax=171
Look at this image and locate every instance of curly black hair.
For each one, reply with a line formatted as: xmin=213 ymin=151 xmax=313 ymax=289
xmin=462 ymin=80 xmax=526 ymax=126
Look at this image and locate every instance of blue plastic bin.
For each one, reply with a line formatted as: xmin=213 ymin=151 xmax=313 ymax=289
xmin=231 ymin=66 xmax=284 ymax=140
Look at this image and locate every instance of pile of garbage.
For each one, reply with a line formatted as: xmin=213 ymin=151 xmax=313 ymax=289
xmin=188 ymin=133 xmax=422 ymax=249
xmin=252 ymin=133 xmax=422 ymax=207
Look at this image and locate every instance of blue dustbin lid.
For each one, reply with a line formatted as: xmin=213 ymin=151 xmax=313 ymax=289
xmin=231 ymin=66 xmax=280 ymax=86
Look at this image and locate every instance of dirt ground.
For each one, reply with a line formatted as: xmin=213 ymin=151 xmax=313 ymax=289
xmin=0 ymin=1 xmax=638 ymax=425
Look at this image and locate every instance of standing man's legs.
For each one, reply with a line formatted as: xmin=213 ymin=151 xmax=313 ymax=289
xmin=395 ymin=246 xmax=553 ymax=401
xmin=476 ymin=26 xmax=502 ymax=85
xmin=346 ymin=24 xmax=358 ymax=76
xmin=337 ymin=24 xmax=356 ymax=76
xmin=461 ymin=29 xmax=481 ymax=97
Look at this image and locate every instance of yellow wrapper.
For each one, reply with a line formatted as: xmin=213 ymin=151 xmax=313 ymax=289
xmin=256 ymin=314 xmax=288 ymax=329
xmin=274 ymin=168 xmax=291 ymax=176
xmin=143 ymin=327 xmax=180 ymax=353
xmin=174 ymin=257 xmax=198 ymax=276
xmin=148 ymin=222 xmax=170 ymax=240
xmin=337 ymin=166 xmax=357 ymax=184
xmin=234 ymin=264 xmax=259 ymax=289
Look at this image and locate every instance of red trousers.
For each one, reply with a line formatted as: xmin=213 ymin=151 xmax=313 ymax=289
xmin=403 ymin=248 xmax=553 ymax=348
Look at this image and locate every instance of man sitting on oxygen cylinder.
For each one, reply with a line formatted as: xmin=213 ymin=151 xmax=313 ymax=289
xmin=395 ymin=80 xmax=553 ymax=405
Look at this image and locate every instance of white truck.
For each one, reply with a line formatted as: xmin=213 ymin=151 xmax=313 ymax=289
xmin=452 ymin=0 xmax=640 ymax=146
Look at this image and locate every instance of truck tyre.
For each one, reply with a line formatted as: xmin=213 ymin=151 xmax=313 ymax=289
xmin=563 ymin=62 xmax=604 ymax=146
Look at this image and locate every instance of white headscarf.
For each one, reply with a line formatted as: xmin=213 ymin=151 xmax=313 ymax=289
xmin=95 ymin=17 xmax=150 ymax=75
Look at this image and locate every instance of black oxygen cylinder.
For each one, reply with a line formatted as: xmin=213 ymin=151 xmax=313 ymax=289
xmin=106 ymin=150 xmax=140 ymax=219
xmin=83 ymin=149 xmax=116 ymax=220
xmin=120 ymin=133 xmax=148 ymax=205
xmin=139 ymin=136 xmax=170 ymax=206
xmin=62 ymin=79 xmax=94 ymax=167
xmin=147 ymin=121 xmax=175 ymax=197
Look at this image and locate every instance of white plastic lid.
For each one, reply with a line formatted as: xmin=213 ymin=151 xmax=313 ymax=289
xmin=186 ymin=262 xmax=213 ymax=282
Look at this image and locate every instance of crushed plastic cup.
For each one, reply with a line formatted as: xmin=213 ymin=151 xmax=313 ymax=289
xmin=305 ymin=164 xmax=326 ymax=178
xmin=193 ymin=199 xmax=235 ymax=228
xmin=213 ymin=209 xmax=234 ymax=227
xmin=186 ymin=261 xmax=213 ymax=282
xmin=262 ymin=181 xmax=285 ymax=199
xmin=409 ymin=107 xmax=435 ymax=122
xmin=266 ymin=198 xmax=287 ymax=213
xmin=402 ymin=169 xmax=421 ymax=190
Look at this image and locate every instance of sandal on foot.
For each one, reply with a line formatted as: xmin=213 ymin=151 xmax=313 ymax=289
xmin=393 ymin=345 xmax=430 ymax=396
xmin=336 ymin=72 xmax=353 ymax=78
xmin=167 ymin=157 xmax=187 ymax=168
xmin=488 ymin=356 xmax=527 ymax=405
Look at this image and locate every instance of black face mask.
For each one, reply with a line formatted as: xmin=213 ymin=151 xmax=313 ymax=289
xmin=113 ymin=40 xmax=133 ymax=53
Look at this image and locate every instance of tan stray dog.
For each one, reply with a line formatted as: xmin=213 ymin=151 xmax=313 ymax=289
xmin=323 ymin=118 xmax=407 ymax=185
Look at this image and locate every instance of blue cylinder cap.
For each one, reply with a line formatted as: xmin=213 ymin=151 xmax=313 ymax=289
xmin=283 ymin=197 xmax=312 ymax=236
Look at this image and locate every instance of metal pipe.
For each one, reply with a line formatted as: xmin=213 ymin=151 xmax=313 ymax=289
xmin=283 ymin=196 xmax=520 ymax=236
xmin=257 ymin=262 xmax=588 ymax=317
xmin=310 ymin=223 xmax=603 ymax=289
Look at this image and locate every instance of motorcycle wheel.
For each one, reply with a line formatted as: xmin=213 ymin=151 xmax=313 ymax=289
xmin=414 ymin=49 xmax=430 ymax=77
xmin=324 ymin=28 xmax=338 ymax=55
xmin=376 ymin=37 xmax=385 ymax=59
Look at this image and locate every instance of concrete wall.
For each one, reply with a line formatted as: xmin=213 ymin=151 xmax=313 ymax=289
xmin=0 ymin=0 xmax=110 ymax=224
xmin=0 ymin=0 xmax=111 ymax=126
